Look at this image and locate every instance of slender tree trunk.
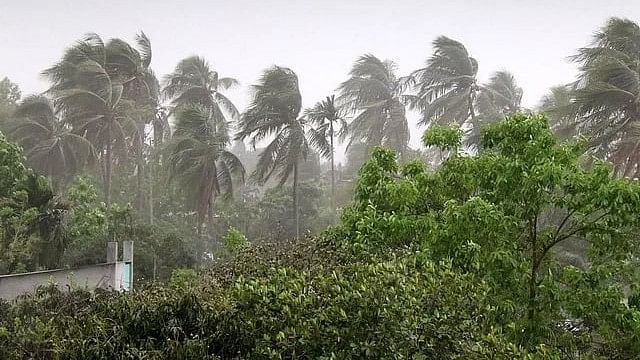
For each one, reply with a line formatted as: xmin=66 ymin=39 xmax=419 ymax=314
xmin=293 ymin=160 xmax=300 ymax=240
xmin=135 ymin=121 xmax=146 ymax=214
xmin=104 ymin=129 xmax=112 ymax=206
xmin=149 ymin=121 xmax=163 ymax=225
xmin=136 ymin=153 xmax=144 ymax=211
xmin=469 ymin=92 xmax=477 ymax=121
xmin=527 ymin=217 xmax=538 ymax=339
xmin=207 ymin=196 xmax=216 ymax=242
xmin=148 ymin=159 xmax=154 ymax=225
xmin=330 ymin=122 xmax=336 ymax=212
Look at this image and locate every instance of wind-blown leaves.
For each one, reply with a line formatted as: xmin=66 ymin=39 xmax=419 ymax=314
xmin=539 ymin=85 xmax=578 ymax=140
xmin=237 ymin=66 xmax=308 ymax=238
xmin=166 ymin=105 xmax=245 ymax=230
xmin=9 ymin=95 xmax=93 ymax=185
xmin=42 ymin=33 xmax=155 ymax=203
xmin=338 ymin=54 xmax=409 ymax=157
xmin=468 ymin=71 xmax=524 ymax=147
xmin=569 ymin=17 xmax=640 ymax=177
xmin=163 ymin=56 xmax=240 ymax=140
xmin=408 ymin=36 xmax=479 ymax=127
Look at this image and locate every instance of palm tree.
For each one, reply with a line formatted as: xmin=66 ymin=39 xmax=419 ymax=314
xmin=337 ymin=54 xmax=409 ymax=158
xmin=21 ymin=173 xmax=71 ymax=269
xmin=9 ymin=95 xmax=93 ymax=189
xmin=539 ymin=85 xmax=578 ymax=140
xmin=166 ymin=105 xmax=244 ymax=234
xmin=468 ymin=71 xmax=523 ymax=147
xmin=43 ymin=33 xmax=148 ymax=205
xmin=163 ymin=56 xmax=239 ymax=137
xmin=120 ymin=32 xmax=160 ymax=214
xmin=236 ymin=66 xmax=308 ymax=239
xmin=305 ymin=95 xmax=347 ymax=209
xmin=570 ymin=17 xmax=640 ymax=176
xmin=408 ymin=36 xmax=479 ymax=128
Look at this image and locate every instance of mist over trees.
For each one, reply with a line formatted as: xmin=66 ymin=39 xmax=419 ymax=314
xmin=0 ymin=16 xmax=639 ymax=359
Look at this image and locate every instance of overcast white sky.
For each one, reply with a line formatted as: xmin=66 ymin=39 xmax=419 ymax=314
xmin=1 ymin=0 xmax=639 ymax=151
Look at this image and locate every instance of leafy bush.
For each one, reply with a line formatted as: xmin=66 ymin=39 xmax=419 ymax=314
xmin=223 ymin=227 xmax=249 ymax=251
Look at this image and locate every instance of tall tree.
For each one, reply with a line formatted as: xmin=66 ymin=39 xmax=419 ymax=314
xmin=539 ymin=85 xmax=577 ymax=140
xmin=0 ymin=77 xmax=21 ymax=129
xmin=237 ymin=66 xmax=308 ymax=239
xmin=408 ymin=36 xmax=479 ymax=128
xmin=43 ymin=33 xmax=150 ymax=205
xmin=337 ymin=54 xmax=409 ymax=158
xmin=468 ymin=71 xmax=523 ymax=146
xmin=114 ymin=32 xmax=160 ymax=214
xmin=163 ymin=56 xmax=239 ymax=138
xmin=305 ymin=95 xmax=347 ymax=209
xmin=570 ymin=17 xmax=640 ymax=176
xmin=9 ymin=95 xmax=93 ymax=188
xmin=166 ymin=105 xmax=244 ymax=234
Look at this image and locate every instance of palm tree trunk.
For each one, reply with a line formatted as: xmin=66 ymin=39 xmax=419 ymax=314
xmin=136 ymin=154 xmax=144 ymax=211
xmin=104 ymin=131 xmax=112 ymax=206
xmin=330 ymin=122 xmax=336 ymax=212
xmin=207 ymin=197 xmax=216 ymax=242
xmin=469 ymin=92 xmax=477 ymax=121
xmin=148 ymin=159 xmax=154 ymax=225
xmin=149 ymin=121 xmax=163 ymax=225
xmin=293 ymin=160 xmax=300 ymax=240
xmin=135 ymin=122 xmax=146 ymax=214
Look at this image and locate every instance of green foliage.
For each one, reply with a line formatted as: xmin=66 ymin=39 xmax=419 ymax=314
xmin=0 ymin=132 xmax=26 ymax=198
xmin=216 ymin=181 xmax=333 ymax=241
xmin=0 ymin=250 xmax=544 ymax=359
xmin=0 ymin=77 xmax=20 ymax=129
xmin=169 ymin=268 xmax=199 ymax=289
xmin=328 ymin=113 xmax=640 ymax=356
xmin=422 ymin=125 xmax=463 ymax=151
xmin=0 ymin=135 xmax=70 ymax=272
xmin=223 ymin=227 xmax=248 ymax=251
xmin=220 ymin=256 xmax=539 ymax=359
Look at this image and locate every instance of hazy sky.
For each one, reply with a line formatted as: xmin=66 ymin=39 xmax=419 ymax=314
xmin=1 ymin=0 xmax=639 ymax=149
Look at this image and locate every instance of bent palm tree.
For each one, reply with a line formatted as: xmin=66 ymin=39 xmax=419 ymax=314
xmin=237 ymin=66 xmax=308 ymax=239
xmin=469 ymin=71 xmax=523 ymax=147
xmin=570 ymin=17 xmax=640 ymax=176
xmin=10 ymin=95 xmax=93 ymax=188
xmin=338 ymin=54 xmax=409 ymax=158
xmin=43 ymin=33 xmax=145 ymax=205
xmin=408 ymin=36 xmax=479 ymax=128
xmin=305 ymin=95 xmax=347 ymax=209
xmin=166 ymin=105 xmax=244 ymax=234
xmin=539 ymin=85 xmax=578 ymax=140
xmin=163 ymin=56 xmax=239 ymax=137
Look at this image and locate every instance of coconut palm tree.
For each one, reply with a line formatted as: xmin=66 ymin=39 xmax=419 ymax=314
xmin=468 ymin=71 xmax=523 ymax=147
xmin=9 ymin=95 xmax=93 ymax=188
xmin=163 ymin=56 xmax=239 ymax=137
xmin=166 ymin=105 xmax=244 ymax=234
xmin=408 ymin=36 xmax=479 ymax=128
xmin=570 ymin=17 xmax=640 ymax=176
xmin=337 ymin=54 xmax=409 ymax=158
xmin=21 ymin=173 xmax=71 ymax=269
xmin=43 ymin=33 xmax=148 ymax=205
xmin=539 ymin=85 xmax=578 ymax=140
xmin=305 ymin=95 xmax=347 ymax=209
xmin=236 ymin=66 xmax=308 ymax=239
xmin=476 ymin=71 xmax=523 ymax=118
xmin=117 ymin=32 xmax=160 ymax=214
